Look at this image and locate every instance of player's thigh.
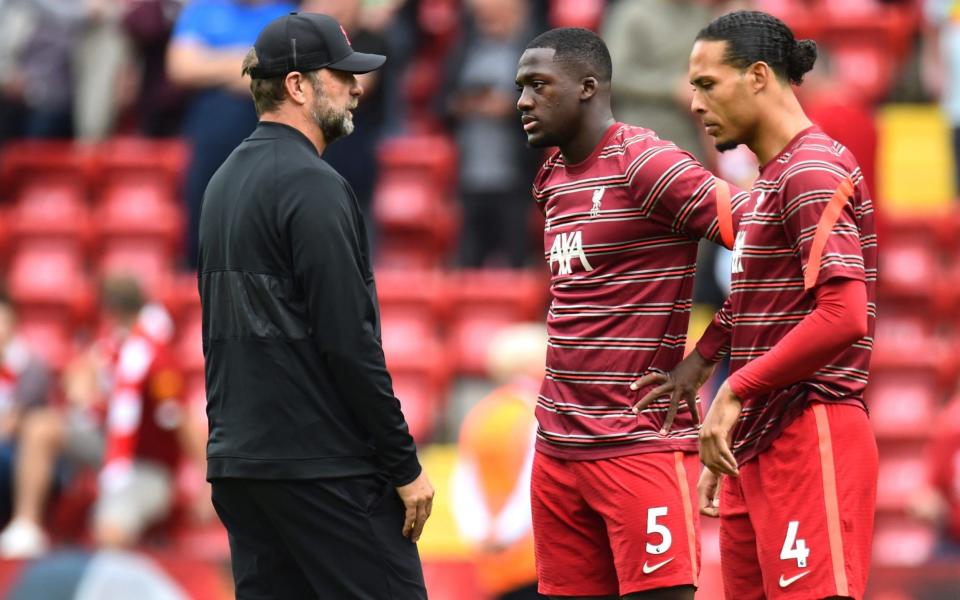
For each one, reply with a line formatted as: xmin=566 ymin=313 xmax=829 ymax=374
xmin=578 ymin=452 xmax=701 ymax=596
xmin=718 ymin=470 xmax=765 ymax=600
xmin=210 ymin=479 xmax=315 ymax=600
xmin=257 ymin=474 xmax=427 ymax=600
xmin=531 ymin=451 xmax=619 ymax=598
xmin=744 ymin=403 xmax=877 ymax=600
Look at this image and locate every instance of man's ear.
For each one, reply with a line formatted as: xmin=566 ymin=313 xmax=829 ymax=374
xmin=580 ymin=76 xmax=599 ymax=101
xmin=285 ymin=72 xmax=307 ymax=105
xmin=747 ymin=61 xmax=772 ymax=94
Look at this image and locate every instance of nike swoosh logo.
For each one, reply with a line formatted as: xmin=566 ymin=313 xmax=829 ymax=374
xmin=642 ymin=557 xmax=674 ymax=574
xmin=779 ymin=571 xmax=811 ymax=588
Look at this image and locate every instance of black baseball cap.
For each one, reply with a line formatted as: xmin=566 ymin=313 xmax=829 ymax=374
xmin=249 ymin=12 xmax=386 ymax=79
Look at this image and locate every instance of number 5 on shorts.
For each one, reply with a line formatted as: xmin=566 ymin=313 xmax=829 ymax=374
xmin=646 ymin=507 xmax=672 ymax=555
xmin=780 ymin=520 xmax=809 ymax=568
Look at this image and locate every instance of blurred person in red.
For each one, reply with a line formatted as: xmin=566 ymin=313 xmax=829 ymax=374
xmin=0 ymin=287 xmax=53 ymax=527
xmin=452 ymin=323 xmax=548 ymax=600
xmin=910 ymin=392 xmax=960 ymax=558
xmin=0 ymin=276 xmax=208 ymax=558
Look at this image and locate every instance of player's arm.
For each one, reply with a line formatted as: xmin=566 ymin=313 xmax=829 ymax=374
xmin=630 ymin=292 xmax=734 ymax=433
xmin=640 ymin=146 xmax=750 ymax=249
xmin=284 ymin=171 xmax=434 ymax=541
xmin=283 ymin=168 xmax=422 ymax=486
xmin=166 ymin=3 xmax=250 ymax=93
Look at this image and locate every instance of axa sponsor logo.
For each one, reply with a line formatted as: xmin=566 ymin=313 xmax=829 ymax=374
xmin=549 ymin=230 xmax=593 ymax=275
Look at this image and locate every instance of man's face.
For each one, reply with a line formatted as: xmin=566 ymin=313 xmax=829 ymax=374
xmin=688 ymin=40 xmax=755 ymax=152
xmin=516 ymin=48 xmax=582 ymax=149
xmin=309 ymin=68 xmax=361 ymax=144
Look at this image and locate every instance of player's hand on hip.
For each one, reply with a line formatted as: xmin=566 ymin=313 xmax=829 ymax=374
xmin=699 ymin=380 xmax=741 ymax=477
xmin=630 ymin=349 xmax=714 ymax=434
xmin=697 ymin=469 xmax=722 ymax=518
xmin=395 ymin=471 xmax=434 ymax=543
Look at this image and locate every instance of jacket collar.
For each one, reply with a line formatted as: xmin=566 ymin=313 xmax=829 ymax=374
xmin=250 ymin=121 xmax=320 ymax=156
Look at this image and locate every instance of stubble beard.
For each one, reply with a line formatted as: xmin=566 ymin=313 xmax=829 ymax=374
xmin=310 ymin=79 xmax=355 ymax=144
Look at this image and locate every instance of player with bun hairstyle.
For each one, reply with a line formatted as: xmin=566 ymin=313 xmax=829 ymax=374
xmin=640 ymin=10 xmax=879 ymax=599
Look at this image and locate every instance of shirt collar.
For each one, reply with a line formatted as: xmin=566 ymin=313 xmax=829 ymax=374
xmin=250 ymin=121 xmax=320 ymax=156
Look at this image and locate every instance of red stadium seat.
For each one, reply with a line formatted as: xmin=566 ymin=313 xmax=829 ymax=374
xmin=868 ymin=371 xmax=940 ymax=442
xmin=376 ymin=269 xmax=448 ymax=323
xmin=391 ymin=371 xmax=442 ymax=445
xmin=875 ymin=448 xmax=928 ymax=514
xmin=95 ymin=137 xmax=188 ymax=196
xmin=0 ymin=141 xmax=95 ymax=198
xmin=446 ymin=270 xmax=548 ymax=375
xmin=872 ymin=519 xmax=935 ymax=566
xmin=8 ymin=181 xmax=92 ymax=253
xmin=98 ymin=241 xmax=176 ymax=302
xmin=549 ymin=0 xmax=604 ymax=29
xmin=94 ymin=180 xmax=183 ymax=255
xmin=7 ymin=243 xmax=92 ymax=321
xmin=375 ymin=233 xmax=451 ymax=270
xmin=16 ymin=311 xmax=73 ymax=371
xmin=421 ymin=560 xmax=483 ymax=600
xmin=377 ymin=135 xmax=457 ymax=194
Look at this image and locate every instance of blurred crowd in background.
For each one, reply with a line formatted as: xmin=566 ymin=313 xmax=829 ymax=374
xmin=0 ymin=0 xmax=956 ymax=598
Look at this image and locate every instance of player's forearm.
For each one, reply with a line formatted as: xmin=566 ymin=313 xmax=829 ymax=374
xmin=727 ymin=278 xmax=867 ymax=398
xmin=166 ymin=43 xmax=248 ymax=89
xmin=695 ymin=299 xmax=734 ymax=362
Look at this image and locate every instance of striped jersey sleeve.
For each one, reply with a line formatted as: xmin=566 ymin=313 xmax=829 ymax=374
xmin=779 ymin=167 xmax=865 ymax=290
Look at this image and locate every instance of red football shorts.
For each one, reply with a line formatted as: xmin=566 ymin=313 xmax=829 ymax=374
xmin=531 ymin=450 xmax=701 ymax=596
xmin=719 ymin=402 xmax=878 ymax=599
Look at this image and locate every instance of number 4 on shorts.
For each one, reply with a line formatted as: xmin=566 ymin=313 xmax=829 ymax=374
xmin=780 ymin=521 xmax=809 ymax=568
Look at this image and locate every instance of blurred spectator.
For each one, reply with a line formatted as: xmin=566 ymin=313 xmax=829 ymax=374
xmin=602 ymin=0 xmax=717 ymax=163
xmin=0 ymin=290 xmax=53 ymax=527
xmin=7 ymin=0 xmax=84 ymax=139
xmin=122 ymin=0 xmax=187 ymax=137
xmin=0 ymin=277 xmax=207 ymax=558
xmin=440 ymin=0 xmax=543 ymax=268
xmin=167 ymin=0 xmax=296 ymax=268
xmin=0 ymin=0 xmax=34 ymax=143
xmin=73 ymin=0 xmax=133 ymax=141
xmin=304 ymin=0 xmax=390 ymax=246
xmin=910 ymin=392 xmax=960 ymax=558
xmin=924 ymin=0 xmax=960 ymax=196
xmin=451 ymin=323 xmax=546 ymax=600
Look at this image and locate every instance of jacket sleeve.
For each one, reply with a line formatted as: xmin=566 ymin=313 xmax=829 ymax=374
xmin=283 ymin=168 xmax=422 ymax=486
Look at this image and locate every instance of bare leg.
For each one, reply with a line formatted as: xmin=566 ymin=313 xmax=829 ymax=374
xmin=11 ymin=407 xmax=65 ymax=525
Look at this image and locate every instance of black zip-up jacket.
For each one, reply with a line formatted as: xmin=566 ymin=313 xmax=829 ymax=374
xmin=198 ymin=121 xmax=421 ymax=486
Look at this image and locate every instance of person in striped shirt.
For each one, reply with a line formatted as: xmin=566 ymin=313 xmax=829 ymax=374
xmin=515 ymin=27 xmax=749 ymax=600
xmin=640 ymin=10 xmax=879 ymax=599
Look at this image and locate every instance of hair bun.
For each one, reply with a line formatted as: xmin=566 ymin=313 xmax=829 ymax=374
xmin=787 ymin=39 xmax=817 ymax=84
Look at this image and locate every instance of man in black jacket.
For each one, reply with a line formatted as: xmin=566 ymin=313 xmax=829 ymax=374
xmin=198 ymin=12 xmax=432 ymax=599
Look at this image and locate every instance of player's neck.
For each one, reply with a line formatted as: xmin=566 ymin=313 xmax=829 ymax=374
xmin=561 ymin=114 xmax=616 ymax=166
xmin=260 ymin=107 xmax=328 ymax=155
xmin=750 ymin=95 xmax=813 ymax=166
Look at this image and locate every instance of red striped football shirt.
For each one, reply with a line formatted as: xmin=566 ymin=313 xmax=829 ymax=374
xmin=699 ymin=126 xmax=877 ymax=465
xmin=533 ymin=122 xmax=749 ymax=459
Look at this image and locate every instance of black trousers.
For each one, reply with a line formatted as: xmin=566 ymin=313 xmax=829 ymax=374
xmin=211 ymin=475 xmax=427 ymax=600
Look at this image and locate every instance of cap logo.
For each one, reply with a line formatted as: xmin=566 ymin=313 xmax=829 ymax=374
xmin=339 ymin=24 xmax=352 ymax=47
